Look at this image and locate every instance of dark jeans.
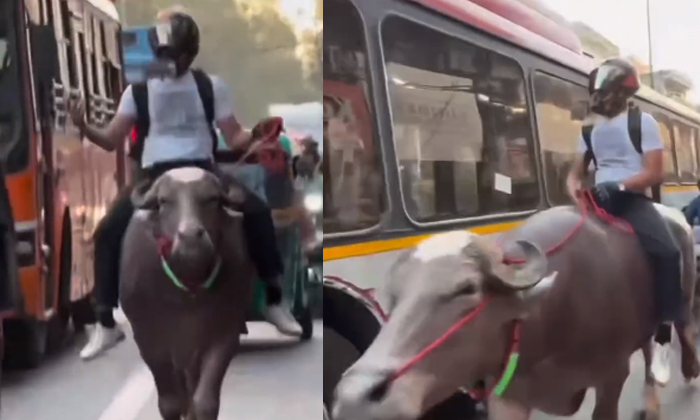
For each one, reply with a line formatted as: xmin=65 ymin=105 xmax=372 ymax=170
xmin=93 ymin=159 xmax=285 ymax=323
xmin=597 ymin=191 xmax=683 ymax=325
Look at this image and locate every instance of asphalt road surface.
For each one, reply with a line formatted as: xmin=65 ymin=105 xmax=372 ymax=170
xmin=1 ymin=317 xmax=322 ymax=420
xmin=531 ymin=337 xmax=700 ymax=419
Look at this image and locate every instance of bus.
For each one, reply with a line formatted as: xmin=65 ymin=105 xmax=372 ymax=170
xmin=1 ymin=0 xmax=125 ymax=368
xmin=121 ymin=26 xmax=153 ymax=84
xmin=322 ymin=0 xmax=700 ymax=417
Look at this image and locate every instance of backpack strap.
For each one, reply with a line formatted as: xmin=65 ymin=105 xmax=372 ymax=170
xmin=191 ymin=68 xmax=218 ymax=153
xmin=581 ymin=124 xmax=596 ymax=171
xmin=130 ymin=83 xmax=150 ymax=164
xmin=627 ymin=103 xmax=662 ymax=202
xmin=628 ymin=103 xmax=643 ymax=154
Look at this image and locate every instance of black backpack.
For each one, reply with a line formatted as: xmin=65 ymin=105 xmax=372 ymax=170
xmin=581 ymin=104 xmax=661 ymax=202
xmin=129 ymin=68 xmax=218 ymax=164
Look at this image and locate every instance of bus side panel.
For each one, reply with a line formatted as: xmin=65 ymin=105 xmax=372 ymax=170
xmin=54 ymin=127 xmax=92 ymax=303
xmin=6 ymin=174 xmax=41 ymax=318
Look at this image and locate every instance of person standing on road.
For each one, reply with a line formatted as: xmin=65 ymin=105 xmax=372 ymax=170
xmin=566 ymin=57 xmax=685 ymax=387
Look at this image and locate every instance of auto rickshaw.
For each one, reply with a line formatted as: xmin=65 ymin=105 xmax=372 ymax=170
xmin=215 ymin=118 xmax=316 ymax=340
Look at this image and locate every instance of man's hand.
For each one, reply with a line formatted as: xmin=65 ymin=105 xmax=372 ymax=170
xmin=591 ymin=182 xmax=622 ymax=207
xmin=67 ymin=97 xmax=86 ymax=130
xmin=566 ymin=176 xmax=582 ymax=202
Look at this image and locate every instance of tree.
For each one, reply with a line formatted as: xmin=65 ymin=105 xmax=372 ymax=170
xmin=122 ymin=0 xmax=316 ymax=125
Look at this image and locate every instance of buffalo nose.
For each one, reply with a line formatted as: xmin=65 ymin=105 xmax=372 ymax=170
xmin=177 ymin=222 xmax=205 ymax=240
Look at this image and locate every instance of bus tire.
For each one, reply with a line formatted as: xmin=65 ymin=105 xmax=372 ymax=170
xmin=322 ymin=279 xmax=481 ymax=419
xmin=298 ymin=305 xmax=314 ymax=341
xmin=3 ymin=318 xmax=47 ymax=369
xmin=70 ymin=294 xmax=96 ymax=332
xmin=322 ymin=281 xmax=382 ymax=414
xmin=47 ymin=216 xmax=72 ymax=352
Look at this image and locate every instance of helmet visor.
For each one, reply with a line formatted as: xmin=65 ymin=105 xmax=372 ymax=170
xmin=593 ymin=64 xmax=627 ymax=91
xmin=153 ymin=22 xmax=174 ymax=49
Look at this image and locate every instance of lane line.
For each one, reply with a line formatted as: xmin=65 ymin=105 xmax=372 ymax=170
xmin=97 ymin=364 xmax=155 ymax=420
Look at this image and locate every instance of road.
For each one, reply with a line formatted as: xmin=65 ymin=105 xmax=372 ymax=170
xmin=1 ymin=317 xmax=322 ymax=420
xmin=531 ymin=338 xmax=700 ymax=419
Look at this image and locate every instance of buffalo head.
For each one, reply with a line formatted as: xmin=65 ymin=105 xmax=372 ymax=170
xmin=131 ymin=167 xmax=244 ymax=282
xmin=332 ymin=230 xmax=548 ymax=420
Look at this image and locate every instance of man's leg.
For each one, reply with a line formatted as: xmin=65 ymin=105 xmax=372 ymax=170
xmin=619 ymin=194 xmax=682 ymax=386
xmin=80 ymin=187 xmax=135 ymax=360
xmin=238 ymin=183 xmax=302 ymax=336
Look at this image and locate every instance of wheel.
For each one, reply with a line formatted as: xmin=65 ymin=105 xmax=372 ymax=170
xmin=298 ymin=305 xmax=314 ymax=341
xmin=3 ymin=318 xmax=47 ymax=369
xmin=47 ymin=220 xmax=72 ymax=352
xmin=323 ymin=325 xmax=360 ymax=411
xmin=70 ymin=294 xmax=96 ymax=332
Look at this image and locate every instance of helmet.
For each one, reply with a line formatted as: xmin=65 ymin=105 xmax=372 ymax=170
xmin=149 ymin=10 xmax=200 ymax=76
xmin=588 ymin=58 xmax=640 ymax=117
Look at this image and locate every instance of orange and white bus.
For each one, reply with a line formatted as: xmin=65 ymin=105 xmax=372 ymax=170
xmin=1 ymin=0 xmax=125 ymax=367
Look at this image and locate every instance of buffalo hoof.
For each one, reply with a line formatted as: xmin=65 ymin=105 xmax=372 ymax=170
xmin=680 ymin=350 xmax=700 ymax=382
xmin=635 ymin=409 xmax=660 ymax=420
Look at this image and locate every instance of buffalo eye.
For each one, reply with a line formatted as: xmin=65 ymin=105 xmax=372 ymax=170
xmin=458 ymin=282 xmax=478 ymax=295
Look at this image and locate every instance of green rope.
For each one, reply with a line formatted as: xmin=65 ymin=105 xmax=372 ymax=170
xmin=493 ymin=352 xmax=520 ymax=397
xmin=160 ymin=256 xmax=222 ymax=292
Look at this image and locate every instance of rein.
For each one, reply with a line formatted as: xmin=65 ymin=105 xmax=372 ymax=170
xmin=156 ymin=236 xmax=223 ymax=293
xmin=388 ymin=190 xmax=634 ymax=400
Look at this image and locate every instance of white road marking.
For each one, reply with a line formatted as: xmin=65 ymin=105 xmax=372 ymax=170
xmin=97 ymin=364 xmax=155 ymax=420
xmin=95 ymin=321 xmax=302 ymax=420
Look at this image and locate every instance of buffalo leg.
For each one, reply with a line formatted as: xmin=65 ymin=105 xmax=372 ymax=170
xmin=487 ymin=395 xmax=530 ymax=420
xmin=674 ymin=319 xmax=700 ymax=381
xmin=145 ymin=358 xmax=187 ymax=420
xmin=592 ymin=362 xmax=628 ymax=420
xmin=191 ymin=343 xmax=238 ymax=420
xmin=640 ymin=341 xmax=661 ymax=420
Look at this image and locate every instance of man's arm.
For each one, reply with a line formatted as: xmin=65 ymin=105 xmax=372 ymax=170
xmin=621 ymin=113 xmax=664 ymax=193
xmin=81 ymin=114 xmax=135 ymax=152
xmin=69 ymin=86 xmax=137 ymax=152
xmin=211 ymin=76 xmax=252 ymax=151
xmin=218 ymin=115 xmax=252 ymax=151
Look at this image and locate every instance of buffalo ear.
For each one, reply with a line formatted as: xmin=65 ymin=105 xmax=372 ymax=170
xmin=131 ymin=178 xmax=159 ymax=210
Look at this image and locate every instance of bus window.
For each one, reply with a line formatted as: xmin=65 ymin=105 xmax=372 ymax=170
xmin=121 ymin=31 xmax=138 ymax=48
xmin=381 ymin=16 xmax=539 ymax=222
xmin=651 ymin=112 xmax=680 ymax=183
xmin=0 ymin=0 xmax=29 ymax=174
xmin=695 ymin=127 xmax=700 ymax=174
xmin=323 ymin=0 xmax=385 ymax=234
xmin=673 ymin=120 xmax=696 ymax=183
xmin=532 ymin=73 xmax=588 ymax=206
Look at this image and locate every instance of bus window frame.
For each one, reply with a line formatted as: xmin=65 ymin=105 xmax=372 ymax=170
xmin=377 ymin=11 xmax=541 ymax=229
xmin=634 ymin=99 xmax=681 ymax=185
xmin=671 ymin=119 xmax=697 ymax=184
xmin=323 ymin=0 xmax=392 ymax=240
xmin=529 ymin=69 xmax=589 ymax=208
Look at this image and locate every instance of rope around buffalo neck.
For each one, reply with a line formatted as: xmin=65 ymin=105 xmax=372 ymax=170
xmin=160 ymin=255 xmax=222 ymax=292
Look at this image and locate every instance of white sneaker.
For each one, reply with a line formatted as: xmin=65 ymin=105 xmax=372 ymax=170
xmin=79 ymin=324 xmax=126 ymax=361
xmin=265 ymin=304 xmax=303 ymax=337
xmin=651 ymin=342 xmax=672 ymax=387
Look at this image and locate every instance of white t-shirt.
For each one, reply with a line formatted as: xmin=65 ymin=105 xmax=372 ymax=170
xmin=576 ymin=111 xmax=664 ymax=185
xmin=116 ymin=71 xmax=235 ymax=168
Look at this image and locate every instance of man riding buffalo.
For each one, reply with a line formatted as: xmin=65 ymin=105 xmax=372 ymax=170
xmin=567 ymin=57 xmax=686 ymax=386
xmin=68 ymin=8 xmax=302 ymax=361
xmin=331 ymin=58 xmax=700 ymax=420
